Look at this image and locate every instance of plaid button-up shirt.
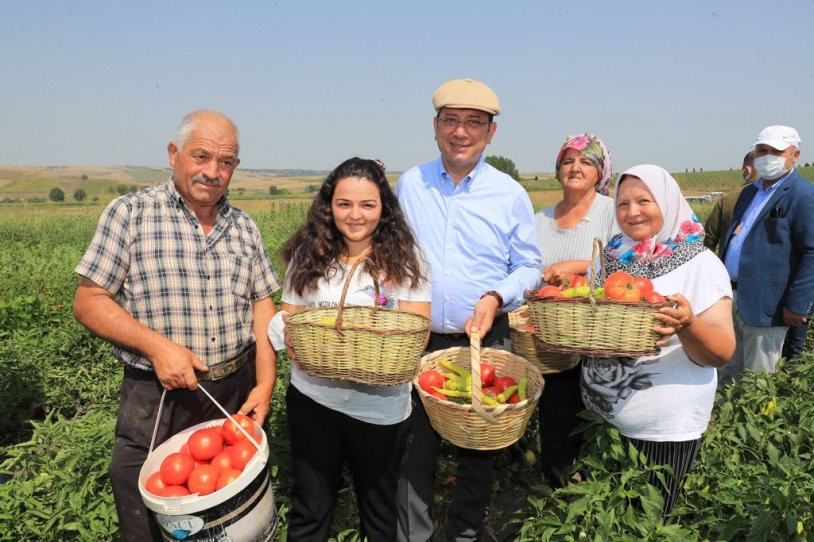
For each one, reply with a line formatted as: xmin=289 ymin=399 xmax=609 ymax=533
xmin=75 ymin=181 xmax=281 ymax=370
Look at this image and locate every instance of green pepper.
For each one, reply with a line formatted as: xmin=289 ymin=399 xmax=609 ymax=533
xmin=517 ymin=377 xmax=528 ymax=401
xmin=481 ymin=395 xmax=500 ymax=406
xmin=432 ymin=386 xmax=471 ymax=399
xmin=496 ymin=385 xmax=519 ymax=404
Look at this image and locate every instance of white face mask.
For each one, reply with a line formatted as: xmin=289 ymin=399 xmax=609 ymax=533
xmin=754 ymin=154 xmax=789 ymax=180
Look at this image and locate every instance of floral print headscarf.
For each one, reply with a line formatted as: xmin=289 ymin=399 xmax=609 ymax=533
xmin=555 ymin=133 xmax=613 ymax=196
xmin=604 ymin=164 xmax=706 ymax=279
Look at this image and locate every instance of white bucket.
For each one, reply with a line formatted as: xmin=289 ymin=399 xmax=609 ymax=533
xmin=137 ymin=387 xmax=278 ymax=541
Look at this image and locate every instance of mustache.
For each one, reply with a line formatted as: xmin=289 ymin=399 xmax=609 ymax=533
xmin=192 ymin=175 xmax=221 ymax=186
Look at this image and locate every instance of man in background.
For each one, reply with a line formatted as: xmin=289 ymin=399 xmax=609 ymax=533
xmin=704 ymin=150 xmax=758 ymax=254
xmin=718 ymin=125 xmax=814 ymax=387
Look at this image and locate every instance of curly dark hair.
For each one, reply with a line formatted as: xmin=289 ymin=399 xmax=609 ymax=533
xmin=282 ymin=157 xmax=424 ymax=296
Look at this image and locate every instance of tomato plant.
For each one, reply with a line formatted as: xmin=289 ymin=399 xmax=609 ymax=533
xmin=222 ymin=413 xmax=254 ymax=445
xmin=159 ymin=452 xmax=195 ymax=486
xmin=187 ymin=465 xmax=219 ymax=496
xmin=230 ymin=439 xmax=258 ymax=470
xmin=605 ymin=271 xmax=642 ymax=302
xmin=187 ymin=427 xmax=223 ymax=461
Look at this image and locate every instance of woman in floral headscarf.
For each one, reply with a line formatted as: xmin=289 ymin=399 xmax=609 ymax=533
xmin=533 ymin=133 xmax=620 ymax=486
xmin=581 ymin=164 xmax=735 ymax=516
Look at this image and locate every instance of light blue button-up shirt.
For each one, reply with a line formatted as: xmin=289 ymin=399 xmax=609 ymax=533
xmin=396 ymin=156 xmax=542 ymax=333
xmin=724 ymin=170 xmax=792 ymax=280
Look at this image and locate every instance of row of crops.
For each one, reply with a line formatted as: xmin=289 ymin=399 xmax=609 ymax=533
xmin=0 ymin=200 xmax=811 ymax=540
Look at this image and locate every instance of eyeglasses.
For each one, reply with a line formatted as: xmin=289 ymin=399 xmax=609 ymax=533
xmin=436 ymin=116 xmax=491 ymax=131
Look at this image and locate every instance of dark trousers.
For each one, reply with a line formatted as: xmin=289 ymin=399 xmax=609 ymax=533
xmin=286 ymin=385 xmax=409 ymax=542
xmin=537 ymin=362 xmax=584 ymax=486
xmin=783 ymin=321 xmax=810 ymax=359
xmin=397 ymin=315 xmax=509 ymax=542
xmin=623 ymin=436 xmax=701 ymax=517
xmin=110 ymin=361 xmax=256 ymax=542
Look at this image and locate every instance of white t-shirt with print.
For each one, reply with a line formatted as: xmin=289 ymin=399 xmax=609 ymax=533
xmin=282 ymin=261 xmax=431 ymax=425
xmin=581 ymin=250 xmax=732 ymax=441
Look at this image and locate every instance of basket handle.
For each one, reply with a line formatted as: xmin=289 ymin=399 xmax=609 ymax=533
xmin=335 ymin=257 xmax=382 ymax=334
xmin=469 ymin=329 xmax=499 ymax=425
xmin=587 ymin=237 xmax=608 ymax=307
xmin=147 ymin=384 xmax=264 ymax=457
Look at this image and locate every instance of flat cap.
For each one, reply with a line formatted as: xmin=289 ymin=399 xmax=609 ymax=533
xmin=432 ymin=78 xmax=500 ymax=116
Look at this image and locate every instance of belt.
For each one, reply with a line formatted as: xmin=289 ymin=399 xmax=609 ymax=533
xmin=430 ymin=313 xmax=510 ymax=343
xmin=730 ymin=280 xmax=737 ymax=290
xmin=195 ymin=343 xmax=256 ymax=381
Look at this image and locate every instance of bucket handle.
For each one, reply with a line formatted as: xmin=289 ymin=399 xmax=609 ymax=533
xmin=147 ymin=384 xmax=262 ymax=455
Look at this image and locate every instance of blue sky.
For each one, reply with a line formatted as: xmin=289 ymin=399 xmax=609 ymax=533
xmin=1 ymin=1 xmax=812 ymax=174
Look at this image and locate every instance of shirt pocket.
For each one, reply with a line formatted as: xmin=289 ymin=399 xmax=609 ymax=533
xmin=226 ymin=254 xmax=253 ymax=301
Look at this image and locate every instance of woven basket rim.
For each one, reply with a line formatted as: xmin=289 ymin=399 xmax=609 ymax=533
xmin=286 ymin=304 xmax=431 ymax=335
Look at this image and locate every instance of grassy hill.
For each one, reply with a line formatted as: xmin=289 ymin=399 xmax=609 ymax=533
xmin=1 ymin=165 xmax=813 ymax=204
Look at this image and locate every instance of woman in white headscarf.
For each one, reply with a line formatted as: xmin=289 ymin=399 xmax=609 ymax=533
xmin=581 ymin=164 xmax=735 ymax=516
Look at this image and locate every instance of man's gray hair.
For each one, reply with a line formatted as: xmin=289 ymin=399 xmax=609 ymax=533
xmin=175 ymin=110 xmax=240 ymax=154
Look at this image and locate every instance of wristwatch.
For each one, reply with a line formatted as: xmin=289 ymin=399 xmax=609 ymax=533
xmin=481 ymin=290 xmax=504 ymax=308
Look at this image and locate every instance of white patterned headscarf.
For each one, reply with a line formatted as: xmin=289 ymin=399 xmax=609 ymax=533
xmin=604 ymin=164 xmax=706 ymax=279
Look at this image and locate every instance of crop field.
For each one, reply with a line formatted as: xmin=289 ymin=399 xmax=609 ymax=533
xmin=1 ymin=175 xmax=813 ymax=541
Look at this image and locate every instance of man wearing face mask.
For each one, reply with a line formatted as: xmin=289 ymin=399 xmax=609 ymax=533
xmin=718 ymin=125 xmax=814 ymax=387
xmin=703 ymin=150 xmax=758 ymax=254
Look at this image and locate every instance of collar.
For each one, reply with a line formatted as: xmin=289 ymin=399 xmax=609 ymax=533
xmin=435 ymin=154 xmax=487 ymax=191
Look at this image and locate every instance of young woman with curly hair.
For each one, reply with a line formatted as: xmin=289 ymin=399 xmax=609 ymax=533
xmin=270 ymin=157 xmax=431 ymax=542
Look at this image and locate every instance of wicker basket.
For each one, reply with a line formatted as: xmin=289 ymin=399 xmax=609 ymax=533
xmin=508 ymin=306 xmax=579 ymax=373
xmin=525 ymin=238 xmax=668 ymax=357
xmin=414 ymin=330 xmax=544 ymax=450
xmin=286 ymin=260 xmax=430 ymax=386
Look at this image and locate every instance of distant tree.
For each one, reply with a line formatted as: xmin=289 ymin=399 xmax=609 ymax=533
xmin=28 ymin=196 xmax=45 ymax=203
xmin=81 ymin=174 xmax=89 ymax=181
xmin=700 ymin=168 xmax=703 ymax=172
xmin=108 ymin=186 xmax=115 ymax=194
xmin=236 ymin=188 xmax=245 ymax=195
xmin=115 ymin=184 xmax=129 ymax=195
xmin=129 ymin=184 xmax=138 ymax=193
xmin=73 ymin=188 xmax=87 ymax=202
xmin=305 ymin=184 xmax=319 ymax=193
xmin=269 ymin=185 xmax=281 ymax=195
xmin=805 ymin=162 xmax=811 ymax=167
xmin=49 ymin=187 xmax=65 ymax=202
xmin=485 ymin=155 xmax=521 ymax=182
xmin=534 ymin=175 xmax=539 ymax=181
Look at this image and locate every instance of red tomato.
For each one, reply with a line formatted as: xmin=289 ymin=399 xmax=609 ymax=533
xmin=144 ymin=472 xmax=167 ymax=496
xmin=187 ymin=465 xmax=219 ymax=496
xmin=179 ymin=443 xmax=190 ymax=455
xmin=428 ymin=389 xmax=448 ymax=401
xmin=482 ymin=386 xmax=499 ymax=398
xmin=605 ymin=271 xmax=642 ymax=302
xmin=562 ymin=274 xmax=587 ymax=289
xmin=480 ymin=363 xmax=495 ymax=387
xmin=633 ymin=276 xmax=654 ymax=298
xmin=159 ymin=452 xmax=195 ymax=486
xmin=507 ymin=392 xmax=521 ymax=404
xmin=418 ymin=370 xmax=446 ymax=394
xmin=520 ymin=325 xmax=535 ymax=333
xmin=230 ymin=439 xmax=258 ymax=471
xmin=493 ymin=376 xmax=517 ymax=395
xmin=645 ymin=291 xmax=666 ymax=304
xmin=187 ymin=428 xmax=223 ymax=461
xmin=222 ymin=413 xmax=254 ymax=445
xmin=537 ymin=285 xmax=564 ymax=298
xmin=160 ymin=485 xmax=191 ymax=498
xmin=216 ymin=468 xmax=243 ymax=491
xmin=209 ymin=450 xmax=233 ymax=472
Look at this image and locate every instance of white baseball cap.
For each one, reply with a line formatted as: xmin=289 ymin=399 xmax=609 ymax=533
xmin=754 ymin=125 xmax=801 ymax=151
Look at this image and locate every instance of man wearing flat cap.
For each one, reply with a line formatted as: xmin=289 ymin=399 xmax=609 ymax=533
xmin=395 ymin=79 xmax=541 ymax=541
xmin=719 ymin=125 xmax=814 ymax=386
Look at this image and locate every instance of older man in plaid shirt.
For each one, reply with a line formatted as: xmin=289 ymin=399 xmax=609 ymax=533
xmin=73 ymin=109 xmax=280 ymax=541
